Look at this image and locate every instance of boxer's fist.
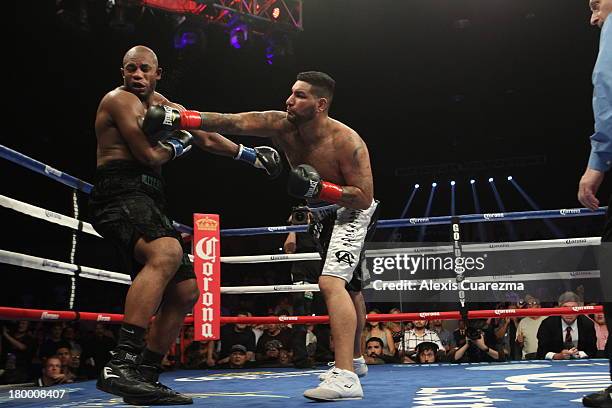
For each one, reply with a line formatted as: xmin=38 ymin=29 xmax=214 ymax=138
xmin=142 ymin=105 xmax=203 ymax=136
xmin=235 ymin=144 xmax=283 ymax=178
xmin=142 ymin=105 xmax=181 ymax=135
xmin=288 ymin=164 xmax=344 ymax=203
xmin=288 ymin=164 xmax=322 ymax=198
xmin=159 ymin=130 xmax=193 ymax=160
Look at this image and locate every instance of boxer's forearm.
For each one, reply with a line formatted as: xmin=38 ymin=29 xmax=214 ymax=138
xmin=337 ymin=186 xmax=372 ymax=210
xmin=199 ymin=112 xmax=281 ymax=137
xmin=191 ymin=130 xmax=240 ymax=157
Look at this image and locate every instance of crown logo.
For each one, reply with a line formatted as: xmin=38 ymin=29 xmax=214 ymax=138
xmin=196 ymin=217 xmax=218 ymax=231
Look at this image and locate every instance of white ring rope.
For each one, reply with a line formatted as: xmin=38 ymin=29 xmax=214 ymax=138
xmin=0 ymin=248 xmax=601 ymax=295
xmin=0 ymin=250 xmax=321 ymax=294
xmin=0 ymin=195 xmax=100 ymax=237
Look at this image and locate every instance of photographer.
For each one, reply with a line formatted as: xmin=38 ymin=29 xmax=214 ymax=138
xmin=450 ymin=320 xmax=501 ymax=363
xmin=284 ymin=206 xmax=332 ymax=367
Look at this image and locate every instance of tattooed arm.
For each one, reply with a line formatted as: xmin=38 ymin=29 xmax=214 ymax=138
xmin=337 ymin=133 xmax=374 ymax=209
xmin=195 ymin=110 xmax=289 ymax=138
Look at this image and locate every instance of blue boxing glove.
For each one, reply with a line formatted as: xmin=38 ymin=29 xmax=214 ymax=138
xmin=235 ymin=144 xmax=283 ymax=178
xmin=159 ymin=130 xmax=193 ymax=160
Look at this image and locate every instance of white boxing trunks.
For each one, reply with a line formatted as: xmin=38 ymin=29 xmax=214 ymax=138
xmin=308 ymin=200 xmax=380 ymax=291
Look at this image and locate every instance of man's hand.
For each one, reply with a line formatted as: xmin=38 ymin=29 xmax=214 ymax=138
xmin=159 ymin=130 xmax=193 ymax=160
xmin=287 ymin=164 xmax=343 ymax=203
xmin=578 ymin=168 xmax=605 ymax=210
xmin=554 ymin=348 xmax=578 ymax=360
xmin=235 ymin=144 xmax=283 ymax=178
xmin=142 ymin=105 xmax=203 ymax=136
xmin=473 ymin=334 xmax=488 ymax=351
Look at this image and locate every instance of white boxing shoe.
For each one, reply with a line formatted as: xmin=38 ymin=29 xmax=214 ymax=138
xmin=318 ymin=356 xmax=368 ymax=381
xmin=304 ymin=368 xmax=363 ymax=402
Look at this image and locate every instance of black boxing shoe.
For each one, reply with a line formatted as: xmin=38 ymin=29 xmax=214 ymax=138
xmin=582 ymin=385 xmax=612 ymax=407
xmin=123 ymin=364 xmax=193 ymax=406
xmin=96 ymin=350 xmax=159 ymax=399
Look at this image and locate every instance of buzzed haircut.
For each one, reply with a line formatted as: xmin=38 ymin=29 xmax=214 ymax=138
xmin=296 ymin=71 xmax=335 ymax=100
xmin=122 ymin=45 xmax=159 ymax=68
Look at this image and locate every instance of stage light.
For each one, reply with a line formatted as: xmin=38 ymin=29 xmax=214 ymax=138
xmin=470 ymin=179 xmax=475 ymax=184
xmin=272 ymin=7 xmax=281 ymax=19
xmin=488 ymin=177 xmax=494 ymax=183
xmin=414 ymin=184 xmax=420 ymax=189
xmin=450 ymin=181 xmax=456 ymax=186
xmin=229 ymin=23 xmax=248 ymax=49
xmin=432 ymin=182 xmax=437 ymax=187
xmin=507 ymin=176 xmax=513 ymax=181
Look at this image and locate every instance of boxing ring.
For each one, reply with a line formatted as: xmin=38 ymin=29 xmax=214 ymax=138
xmin=1 ymin=143 xmax=611 ymax=407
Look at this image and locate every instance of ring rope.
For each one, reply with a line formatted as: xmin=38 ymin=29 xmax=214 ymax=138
xmin=0 ymin=249 xmax=601 ymax=294
xmin=0 ymin=144 xmax=607 ymax=236
xmin=0 ymin=306 xmax=603 ymax=325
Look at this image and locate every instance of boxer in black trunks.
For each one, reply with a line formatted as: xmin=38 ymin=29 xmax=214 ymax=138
xmin=91 ymin=45 xmax=281 ymax=405
xmin=141 ymin=71 xmax=378 ymax=401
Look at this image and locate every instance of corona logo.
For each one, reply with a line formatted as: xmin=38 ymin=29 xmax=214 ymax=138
xmin=41 ymin=312 xmax=60 ymax=320
xmin=97 ymin=315 xmax=111 ymax=322
xmin=560 ymin=209 xmax=581 ymax=215
xmin=483 ymin=213 xmax=505 ymax=220
xmin=196 ymin=217 xmax=218 ymax=231
xmin=494 ymin=309 xmax=516 ymax=315
xmin=409 ymin=217 xmax=430 ymax=224
xmin=419 ymin=312 xmax=440 ymax=318
xmin=195 ymin=237 xmax=219 ymax=261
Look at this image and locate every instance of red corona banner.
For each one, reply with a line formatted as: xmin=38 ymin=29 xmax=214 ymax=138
xmin=192 ymin=214 xmax=221 ymax=340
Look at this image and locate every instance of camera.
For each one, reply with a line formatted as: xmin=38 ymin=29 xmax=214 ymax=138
xmin=466 ymin=319 xmax=488 ymax=340
xmin=290 ymin=206 xmax=310 ymax=225
xmin=466 ymin=327 xmax=482 ymax=341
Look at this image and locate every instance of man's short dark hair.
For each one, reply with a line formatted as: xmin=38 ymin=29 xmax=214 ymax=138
xmin=296 ymin=71 xmax=335 ymax=100
xmin=366 ymin=337 xmax=384 ymax=348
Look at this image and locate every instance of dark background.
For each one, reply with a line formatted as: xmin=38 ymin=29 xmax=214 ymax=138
xmin=1 ymin=0 xmax=609 ymax=313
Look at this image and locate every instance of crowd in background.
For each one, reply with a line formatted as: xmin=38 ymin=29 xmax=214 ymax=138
xmin=1 ymin=289 xmax=607 ymax=387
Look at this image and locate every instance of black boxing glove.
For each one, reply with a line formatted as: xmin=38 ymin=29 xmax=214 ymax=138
xmin=234 ymin=144 xmax=283 ymax=178
xmin=159 ymin=130 xmax=193 ymax=160
xmin=142 ymin=105 xmax=203 ymax=136
xmin=287 ymin=164 xmax=343 ymax=203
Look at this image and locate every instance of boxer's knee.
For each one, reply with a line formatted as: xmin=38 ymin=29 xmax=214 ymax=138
xmin=171 ymin=279 xmax=200 ymax=313
xmin=318 ymin=275 xmax=346 ymax=297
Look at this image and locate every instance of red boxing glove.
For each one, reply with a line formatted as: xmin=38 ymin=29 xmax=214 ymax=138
xmin=179 ymin=110 xmax=203 ymax=129
xmin=318 ymin=181 xmax=343 ymax=203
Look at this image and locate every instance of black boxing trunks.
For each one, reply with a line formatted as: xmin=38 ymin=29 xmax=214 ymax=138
xmin=88 ymin=160 xmax=194 ymax=282
xmin=308 ymin=200 xmax=380 ymax=291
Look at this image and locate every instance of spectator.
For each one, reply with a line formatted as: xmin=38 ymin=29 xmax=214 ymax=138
xmin=430 ymin=319 xmax=454 ymax=352
xmin=61 ymin=325 xmax=82 ymax=354
xmin=35 ymin=356 xmax=71 ymax=386
xmin=38 ymin=323 xmax=69 ymax=360
xmin=491 ymin=303 xmax=521 ymax=360
xmin=398 ymin=320 xmax=443 ymax=362
xmin=361 ymin=310 xmax=396 ymax=356
xmin=451 ymin=320 xmax=501 ymax=363
xmin=516 ymin=297 xmax=546 ymax=359
xmin=413 ymin=342 xmax=443 ymax=364
xmin=453 ymin=320 xmax=467 ymax=349
xmin=255 ymin=323 xmax=293 ymax=362
xmin=218 ymin=312 xmax=256 ymax=364
xmin=385 ymin=308 xmax=405 ymax=351
xmin=217 ymin=345 xmax=255 ymax=369
xmin=536 ymin=291 xmax=598 ymax=360
xmin=55 ymin=346 xmax=76 ymax=383
xmin=591 ymin=312 xmax=609 ymax=357
xmin=363 ymin=337 xmax=399 ymax=365
xmin=184 ymin=341 xmax=216 ymax=369
xmin=80 ymin=323 xmax=116 ymax=377
xmin=0 ymin=321 xmax=36 ymax=384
